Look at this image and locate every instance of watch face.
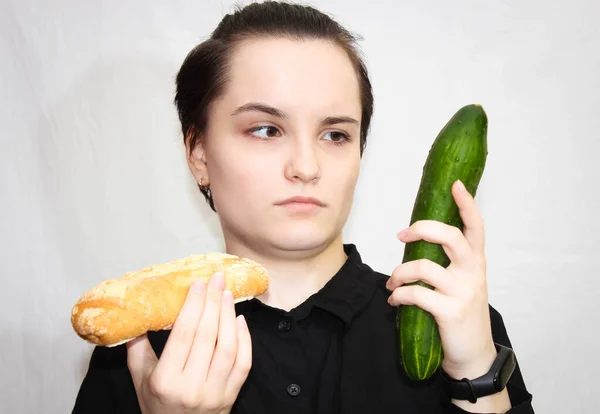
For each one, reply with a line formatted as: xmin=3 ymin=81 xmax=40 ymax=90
xmin=498 ymin=352 xmax=516 ymax=389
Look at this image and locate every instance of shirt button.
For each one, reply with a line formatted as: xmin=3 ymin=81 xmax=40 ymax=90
xmin=277 ymin=320 xmax=291 ymax=331
xmin=287 ymin=383 xmax=301 ymax=397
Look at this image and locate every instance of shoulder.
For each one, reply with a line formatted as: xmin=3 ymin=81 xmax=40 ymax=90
xmin=346 ymin=257 xmax=396 ymax=326
xmin=353 ymin=257 xmax=391 ymax=299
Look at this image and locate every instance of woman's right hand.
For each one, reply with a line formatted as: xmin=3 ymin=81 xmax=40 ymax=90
xmin=125 ymin=272 xmax=252 ymax=414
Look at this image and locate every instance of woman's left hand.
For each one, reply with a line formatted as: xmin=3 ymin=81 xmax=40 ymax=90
xmin=386 ymin=179 xmax=497 ymax=380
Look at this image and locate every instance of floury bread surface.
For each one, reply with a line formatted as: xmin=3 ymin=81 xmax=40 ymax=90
xmin=71 ymin=252 xmax=269 ymax=347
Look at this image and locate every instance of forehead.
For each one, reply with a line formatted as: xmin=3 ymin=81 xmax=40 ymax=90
xmin=223 ymin=37 xmax=362 ymax=117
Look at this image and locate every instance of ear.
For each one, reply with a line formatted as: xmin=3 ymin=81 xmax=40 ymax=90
xmin=186 ymin=136 xmax=209 ymax=186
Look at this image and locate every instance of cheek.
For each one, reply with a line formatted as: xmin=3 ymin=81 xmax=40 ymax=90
xmin=210 ymin=145 xmax=279 ymax=204
xmin=329 ymin=157 xmax=360 ymax=204
xmin=339 ymin=155 xmax=361 ymax=187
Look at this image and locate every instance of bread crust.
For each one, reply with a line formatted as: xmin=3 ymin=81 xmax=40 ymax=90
xmin=71 ymin=252 xmax=269 ymax=347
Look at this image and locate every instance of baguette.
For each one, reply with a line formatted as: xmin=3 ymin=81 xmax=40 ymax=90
xmin=71 ymin=252 xmax=269 ymax=347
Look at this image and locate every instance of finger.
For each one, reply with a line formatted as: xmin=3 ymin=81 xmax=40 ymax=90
xmin=386 ymin=259 xmax=455 ymax=294
xmin=397 ymin=219 xmax=472 ymax=267
xmin=126 ymin=334 xmax=158 ymax=390
xmin=452 ymin=179 xmax=485 ymax=258
xmin=387 ymin=284 xmax=453 ymax=319
xmin=206 ymin=289 xmax=238 ymax=387
xmin=184 ymin=272 xmax=225 ymax=379
xmin=226 ymin=315 xmax=253 ymax=396
xmin=154 ymin=278 xmax=207 ymax=377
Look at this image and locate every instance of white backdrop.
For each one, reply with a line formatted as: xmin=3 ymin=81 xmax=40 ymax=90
xmin=2 ymin=0 xmax=598 ymax=412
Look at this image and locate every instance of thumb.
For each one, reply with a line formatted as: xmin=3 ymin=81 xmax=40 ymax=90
xmin=126 ymin=334 xmax=157 ymax=387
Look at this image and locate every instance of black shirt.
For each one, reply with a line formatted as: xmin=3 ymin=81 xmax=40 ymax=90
xmin=72 ymin=244 xmax=534 ymax=413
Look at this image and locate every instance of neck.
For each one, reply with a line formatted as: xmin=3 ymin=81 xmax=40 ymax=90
xmin=224 ymin=235 xmax=348 ymax=311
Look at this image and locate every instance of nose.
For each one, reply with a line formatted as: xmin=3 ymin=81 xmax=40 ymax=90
xmin=284 ymin=135 xmax=320 ymax=184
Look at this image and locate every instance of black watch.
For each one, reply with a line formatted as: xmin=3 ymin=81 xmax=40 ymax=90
xmin=439 ymin=343 xmax=516 ymax=403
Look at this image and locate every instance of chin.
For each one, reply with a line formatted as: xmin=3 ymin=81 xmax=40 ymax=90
xmin=220 ymin=205 xmax=348 ymax=257
xmin=264 ymin=221 xmax=342 ymax=253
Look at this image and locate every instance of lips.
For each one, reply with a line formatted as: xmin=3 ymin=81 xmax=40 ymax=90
xmin=276 ymin=196 xmax=325 ymax=207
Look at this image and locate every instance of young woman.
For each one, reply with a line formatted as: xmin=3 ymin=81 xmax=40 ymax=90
xmin=72 ymin=2 xmax=534 ymax=413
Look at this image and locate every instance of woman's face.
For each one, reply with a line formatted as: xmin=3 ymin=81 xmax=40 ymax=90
xmin=188 ymin=37 xmax=363 ymax=257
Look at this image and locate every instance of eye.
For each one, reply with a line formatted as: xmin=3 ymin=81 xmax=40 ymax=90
xmin=248 ymin=125 xmax=281 ymax=139
xmin=323 ymin=131 xmax=351 ymax=145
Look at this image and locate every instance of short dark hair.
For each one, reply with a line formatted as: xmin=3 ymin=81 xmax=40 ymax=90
xmin=174 ymin=1 xmax=374 ymax=211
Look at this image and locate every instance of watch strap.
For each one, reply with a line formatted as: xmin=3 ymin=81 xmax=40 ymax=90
xmin=439 ymin=343 xmax=516 ymax=403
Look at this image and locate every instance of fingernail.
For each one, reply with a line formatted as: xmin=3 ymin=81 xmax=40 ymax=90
xmin=191 ymin=279 xmax=205 ymax=293
xmin=385 ymin=278 xmax=393 ymax=291
xmin=397 ymin=228 xmax=409 ymax=239
xmin=211 ymin=272 xmax=225 ymax=289
xmin=455 ymin=179 xmax=465 ymax=191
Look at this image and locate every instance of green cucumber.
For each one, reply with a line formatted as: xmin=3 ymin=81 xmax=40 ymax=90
xmin=397 ymin=104 xmax=488 ymax=381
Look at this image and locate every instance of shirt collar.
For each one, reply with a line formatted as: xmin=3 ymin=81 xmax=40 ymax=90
xmin=236 ymin=244 xmax=378 ymax=326
xmin=308 ymin=243 xmax=378 ymax=326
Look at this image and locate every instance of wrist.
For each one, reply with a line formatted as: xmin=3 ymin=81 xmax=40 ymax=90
xmin=442 ymin=345 xmax=497 ymax=380
xmin=440 ymin=342 xmax=517 ymax=408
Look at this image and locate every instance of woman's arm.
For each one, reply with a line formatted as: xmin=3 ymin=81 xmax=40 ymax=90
xmin=440 ymin=306 xmax=534 ymax=413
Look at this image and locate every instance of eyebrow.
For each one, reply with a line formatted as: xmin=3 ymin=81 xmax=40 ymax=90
xmin=231 ymin=102 xmax=359 ymax=126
